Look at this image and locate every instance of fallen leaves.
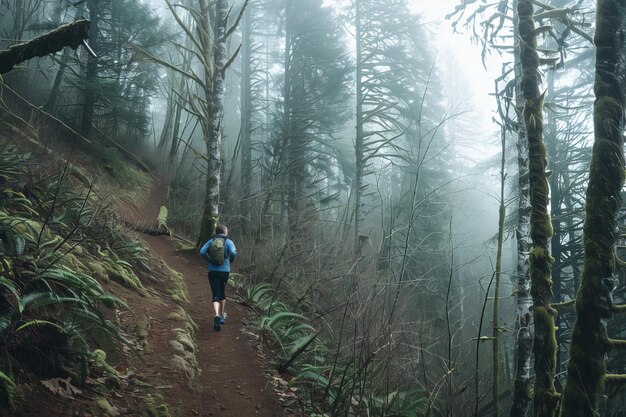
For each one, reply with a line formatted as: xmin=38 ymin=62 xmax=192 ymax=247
xmin=40 ymin=377 xmax=83 ymax=399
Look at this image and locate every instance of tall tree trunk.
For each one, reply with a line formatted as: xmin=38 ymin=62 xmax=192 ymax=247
xmin=545 ymin=69 xmax=565 ymax=380
xmin=12 ymin=0 xmax=26 ymax=44
xmin=492 ymin=127 xmax=506 ymax=417
xmin=559 ymin=1 xmax=626 ymax=416
xmin=284 ymin=0 xmax=299 ymax=241
xmin=354 ymin=0 xmax=364 ymax=259
xmin=43 ymin=47 xmax=70 ymax=112
xmin=240 ymin=2 xmax=253 ymax=234
xmin=81 ymin=0 xmax=100 ymax=136
xmin=510 ymin=1 xmax=533 ymax=415
xmin=197 ymin=0 xmax=227 ymax=246
xmin=169 ymin=2 xmax=194 ymax=163
xmin=43 ymin=4 xmax=71 ymax=113
xmin=518 ymin=1 xmax=558 ymax=416
xmin=157 ymin=85 xmax=176 ymax=150
xmin=168 ymin=91 xmax=184 ymax=161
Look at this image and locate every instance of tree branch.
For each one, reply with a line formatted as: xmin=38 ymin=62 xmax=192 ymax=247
xmin=608 ymin=339 xmax=626 ymax=350
xmin=0 ymin=19 xmax=90 ymax=74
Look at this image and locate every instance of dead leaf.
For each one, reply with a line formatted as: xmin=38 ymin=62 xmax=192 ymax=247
xmin=41 ymin=377 xmax=82 ymax=399
xmin=118 ymin=369 xmax=136 ymax=380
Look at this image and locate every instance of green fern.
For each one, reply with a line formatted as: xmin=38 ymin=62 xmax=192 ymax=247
xmin=260 ymin=311 xmax=307 ymax=330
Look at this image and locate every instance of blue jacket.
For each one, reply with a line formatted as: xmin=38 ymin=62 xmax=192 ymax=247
xmin=199 ymin=234 xmax=237 ymax=272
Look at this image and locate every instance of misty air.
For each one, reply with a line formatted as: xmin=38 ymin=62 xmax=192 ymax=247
xmin=0 ymin=1 xmax=622 ymax=417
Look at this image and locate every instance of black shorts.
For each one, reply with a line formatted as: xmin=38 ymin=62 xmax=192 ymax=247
xmin=208 ymin=271 xmax=229 ymax=302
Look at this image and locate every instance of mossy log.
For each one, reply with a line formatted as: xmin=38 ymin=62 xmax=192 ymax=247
xmin=559 ymin=2 xmax=626 ymax=416
xmin=133 ymin=225 xmax=169 ymax=236
xmin=518 ymin=1 xmax=559 ymax=416
xmin=0 ymin=19 xmax=90 ymax=74
xmin=125 ymin=206 xmax=170 ymax=236
xmin=157 ymin=205 xmax=169 ymax=233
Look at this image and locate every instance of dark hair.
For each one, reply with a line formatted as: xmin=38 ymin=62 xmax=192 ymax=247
xmin=215 ymin=225 xmax=227 ymax=235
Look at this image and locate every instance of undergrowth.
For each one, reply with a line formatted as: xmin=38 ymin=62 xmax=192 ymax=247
xmin=0 ymin=141 xmax=149 ymax=408
xmin=233 ymin=274 xmax=428 ymax=417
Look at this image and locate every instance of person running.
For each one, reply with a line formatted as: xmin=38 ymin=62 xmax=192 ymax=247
xmin=199 ymin=225 xmax=237 ymax=332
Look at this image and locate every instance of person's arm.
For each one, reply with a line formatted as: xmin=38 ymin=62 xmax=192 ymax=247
xmin=199 ymin=239 xmax=212 ymax=258
xmin=229 ymin=240 xmax=237 ymax=263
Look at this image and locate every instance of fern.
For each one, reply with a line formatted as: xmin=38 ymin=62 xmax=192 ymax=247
xmin=15 ymin=320 xmax=67 ymax=333
xmin=260 ymin=311 xmax=307 ymax=330
xmin=19 ymin=292 xmax=87 ymax=313
xmin=248 ymin=282 xmax=273 ymax=304
xmin=0 ymin=371 xmax=15 ymax=389
xmin=0 ymin=140 xmax=137 ymax=409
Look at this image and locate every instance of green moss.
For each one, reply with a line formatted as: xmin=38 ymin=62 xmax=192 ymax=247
xmin=142 ymin=394 xmax=172 ymax=417
xmin=91 ymin=349 xmax=121 ymax=388
xmin=518 ymin=1 xmax=559 ymax=415
xmin=72 ymin=245 xmax=84 ymax=257
xmin=63 ymin=253 xmax=87 ymax=271
xmin=559 ymin=2 xmax=626 ymax=416
xmin=167 ymin=311 xmax=185 ymax=321
xmin=88 ymin=261 xmax=108 ymax=280
xmin=170 ymin=355 xmax=198 ymax=383
xmin=167 ymin=266 xmax=189 ymax=305
xmin=176 ymin=333 xmax=195 ymax=353
xmin=96 ymin=397 xmax=119 ymax=416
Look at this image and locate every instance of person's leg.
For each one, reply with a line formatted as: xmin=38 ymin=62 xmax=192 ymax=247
xmin=209 ymin=272 xmax=222 ymax=331
xmin=218 ymin=272 xmax=228 ymax=323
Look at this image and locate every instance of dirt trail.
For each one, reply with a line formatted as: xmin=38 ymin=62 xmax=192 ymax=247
xmin=137 ymin=182 xmax=284 ymax=417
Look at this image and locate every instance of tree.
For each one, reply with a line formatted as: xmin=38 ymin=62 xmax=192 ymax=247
xmin=277 ymin=0 xmax=350 ymax=241
xmin=80 ymin=0 xmax=103 ymax=136
xmin=518 ymin=1 xmax=559 ymax=415
xmin=510 ymin=2 xmax=533 ymax=415
xmin=196 ymin=0 xmax=229 ymax=245
xmin=560 ymin=1 xmax=626 ymax=415
xmin=239 ymin=1 xmax=253 ymax=233
xmin=353 ymin=0 xmax=433 ymax=258
xmin=145 ymin=0 xmax=245 ymax=245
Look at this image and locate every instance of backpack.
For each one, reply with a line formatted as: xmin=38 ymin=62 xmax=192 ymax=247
xmin=208 ymin=237 xmax=227 ymax=265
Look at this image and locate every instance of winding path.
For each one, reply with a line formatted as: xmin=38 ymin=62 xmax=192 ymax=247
xmin=138 ymin=181 xmax=284 ymax=417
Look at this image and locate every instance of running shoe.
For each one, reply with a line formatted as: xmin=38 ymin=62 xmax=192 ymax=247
xmin=219 ymin=312 xmax=227 ymax=324
xmin=213 ymin=316 xmax=221 ymax=332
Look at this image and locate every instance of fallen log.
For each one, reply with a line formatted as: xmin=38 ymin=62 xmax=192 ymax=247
xmin=157 ymin=206 xmax=169 ymax=233
xmin=0 ymin=19 xmax=90 ymax=75
xmin=134 ymin=225 xmax=170 ymax=236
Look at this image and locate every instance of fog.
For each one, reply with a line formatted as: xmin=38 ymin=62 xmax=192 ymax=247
xmin=0 ymin=0 xmax=611 ymax=415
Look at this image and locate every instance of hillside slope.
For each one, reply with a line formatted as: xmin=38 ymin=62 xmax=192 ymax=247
xmin=0 ymin=92 xmax=285 ymax=417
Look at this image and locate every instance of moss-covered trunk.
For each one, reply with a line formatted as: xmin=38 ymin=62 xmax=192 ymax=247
xmin=0 ymin=20 xmax=89 ymax=75
xmin=510 ymin=1 xmax=533 ymax=415
xmin=518 ymin=1 xmax=559 ymax=416
xmin=559 ymin=1 xmax=626 ymax=416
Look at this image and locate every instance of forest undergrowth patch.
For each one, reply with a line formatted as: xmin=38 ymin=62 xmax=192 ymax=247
xmin=0 ymin=138 xmax=199 ymax=417
xmin=232 ymin=266 xmax=429 ymax=417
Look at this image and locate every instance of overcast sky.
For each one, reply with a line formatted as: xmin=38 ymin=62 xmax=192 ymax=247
xmin=410 ymin=0 xmax=504 ymax=160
